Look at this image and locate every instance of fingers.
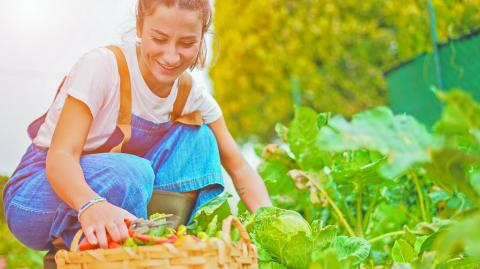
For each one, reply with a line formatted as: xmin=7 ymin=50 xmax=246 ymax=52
xmin=106 ymin=222 xmax=122 ymax=243
xmin=117 ymin=220 xmax=130 ymax=242
xmin=78 ymin=204 xmax=138 ymax=248
xmin=95 ymin=225 xmax=109 ymax=249
xmin=83 ymin=226 xmax=98 ymax=246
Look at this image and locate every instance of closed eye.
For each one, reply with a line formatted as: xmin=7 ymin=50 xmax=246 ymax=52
xmin=180 ymin=42 xmax=196 ymax=47
xmin=153 ymin=38 xmax=167 ymax=44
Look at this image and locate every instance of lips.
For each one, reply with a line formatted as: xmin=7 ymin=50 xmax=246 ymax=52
xmin=156 ymin=60 xmax=180 ymax=73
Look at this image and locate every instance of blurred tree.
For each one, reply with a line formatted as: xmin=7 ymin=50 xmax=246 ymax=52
xmin=210 ymin=0 xmax=480 ymax=141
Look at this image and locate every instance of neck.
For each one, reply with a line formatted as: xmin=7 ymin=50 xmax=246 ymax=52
xmin=151 ymin=82 xmax=174 ymax=98
xmin=136 ymin=45 xmax=174 ymax=98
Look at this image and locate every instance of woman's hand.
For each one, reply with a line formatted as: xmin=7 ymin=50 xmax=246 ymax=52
xmin=78 ymin=201 xmax=137 ymax=249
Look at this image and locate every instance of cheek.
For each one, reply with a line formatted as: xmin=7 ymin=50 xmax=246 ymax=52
xmin=142 ymin=41 xmax=161 ymax=57
xmin=180 ymin=45 xmax=201 ymax=62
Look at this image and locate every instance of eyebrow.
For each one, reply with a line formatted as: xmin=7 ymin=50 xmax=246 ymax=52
xmin=151 ymin=29 xmax=199 ymax=40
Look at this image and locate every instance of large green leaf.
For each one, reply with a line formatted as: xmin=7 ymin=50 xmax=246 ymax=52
xmin=470 ymin=166 xmax=480 ymax=197
xmin=330 ymin=150 xmax=385 ymax=187
xmin=391 ymin=239 xmax=416 ymax=263
xmin=248 ymin=207 xmax=312 ymax=267
xmin=334 ymin=236 xmax=371 ymax=266
xmin=258 ymin=160 xmax=302 ymax=209
xmin=310 ymin=248 xmax=353 ymax=269
xmin=391 ymin=264 xmax=415 ymax=269
xmin=433 ymin=213 xmax=480 ymax=260
xmin=281 ymin=231 xmax=314 ymax=269
xmin=248 ymin=207 xmax=342 ymax=269
xmin=433 ymin=89 xmax=480 ymax=156
xmin=439 ymin=256 xmax=480 ymax=269
xmin=423 ymin=148 xmax=480 ymax=207
xmin=317 ymin=106 xmax=440 ymax=178
xmin=311 ymin=221 xmax=338 ymax=250
xmin=259 ymin=261 xmax=288 ymax=269
xmin=258 ymin=160 xmax=296 ymax=196
xmin=286 ymin=106 xmax=328 ymax=171
xmin=189 ymin=192 xmax=232 ymax=231
xmin=434 ymin=89 xmax=480 ymax=137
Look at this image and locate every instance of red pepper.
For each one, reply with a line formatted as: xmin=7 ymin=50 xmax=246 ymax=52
xmin=154 ymin=234 xmax=178 ymax=244
xmin=108 ymin=241 xmax=121 ymax=249
xmin=124 ymin=218 xmax=134 ymax=228
xmin=132 ymin=233 xmax=178 ymax=244
xmin=133 ymin=233 xmax=152 ymax=243
xmin=128 ymin=229 xmax=136 ymax=237
xmin=78 ymin=238 xmax=99 ymax=251
xmin=78 ymin=221 xmax=129 ymax=251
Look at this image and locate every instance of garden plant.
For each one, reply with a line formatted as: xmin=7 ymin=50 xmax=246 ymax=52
xmin=1 ymin=88 xmax=480 ymax=268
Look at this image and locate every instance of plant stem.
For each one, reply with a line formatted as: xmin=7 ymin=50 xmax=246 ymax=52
xmin=411 ymin=171 xmax=429 ymax=222
xmin=368 ymin=231 xmax=405 ymax=244
xmin=356 ymin=182 xmax=364 ymax=237
xmin=342 ymin=202 xmax=356 ymax=226
xmin=362 ymin=187 xmax=380 ymax=232
xmin=398 ymin=204 xmax=420 ymax=223
xmin=308 ymin=173 xmax=356 ymax=237
xmin=318 ymin=186 xmax=356 ymax=237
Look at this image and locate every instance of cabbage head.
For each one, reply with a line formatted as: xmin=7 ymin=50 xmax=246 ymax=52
xmin=248 ymin=207 xmax=312 ymax=268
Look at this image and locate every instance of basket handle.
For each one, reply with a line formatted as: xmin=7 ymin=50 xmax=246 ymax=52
xmin=70 ymin=229 xmax=84 ymax=252
xmin=221 ymin=215 xmax=252 ymax=246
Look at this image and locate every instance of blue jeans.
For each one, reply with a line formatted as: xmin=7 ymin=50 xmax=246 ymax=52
xmin=2 ymin=115 xmax=224 ymax=250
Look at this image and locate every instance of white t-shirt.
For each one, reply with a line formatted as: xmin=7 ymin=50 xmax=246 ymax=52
xmin=33 ymin=44 xmax=222 ymax=151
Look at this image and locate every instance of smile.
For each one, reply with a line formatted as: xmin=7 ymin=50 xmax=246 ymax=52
xmin=156 ymin=60 xmax=180 ymax=71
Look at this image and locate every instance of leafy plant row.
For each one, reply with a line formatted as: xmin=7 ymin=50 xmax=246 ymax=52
xmin=243 ymin=89 xmax=480 ymax=268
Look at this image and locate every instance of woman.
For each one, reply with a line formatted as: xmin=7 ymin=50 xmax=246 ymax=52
xmin=2 ymin=0 xmax=271 ymax=251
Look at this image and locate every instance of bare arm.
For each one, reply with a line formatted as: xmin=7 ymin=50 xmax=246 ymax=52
xmin=208 ymin=117 xmax=272 ymax=213
xmin=46 ymin=96 xmax=98 ymax=211
xmin=46 ymin=96 xmax=134 ymax=247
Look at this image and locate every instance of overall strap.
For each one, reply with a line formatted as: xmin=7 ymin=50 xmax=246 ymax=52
xmin=105 ymin=45 xmax=132 ymax=152
xmin=171 ymin=73 xmax=203 ymax=126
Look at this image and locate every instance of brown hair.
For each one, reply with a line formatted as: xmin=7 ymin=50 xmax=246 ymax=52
xmin=136 ymin=0 xmax=212 ymax=69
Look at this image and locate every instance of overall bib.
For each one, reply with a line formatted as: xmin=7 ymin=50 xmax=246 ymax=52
xmin=2 ymin=46 xmax=225 ymax=251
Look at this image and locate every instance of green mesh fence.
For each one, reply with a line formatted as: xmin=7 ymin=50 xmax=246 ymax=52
xmin=386 ymin=30 xmax=480 ymax=128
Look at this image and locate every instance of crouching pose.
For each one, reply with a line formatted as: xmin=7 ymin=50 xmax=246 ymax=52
xmin=2 ymin=0 xmax=271 ymax=252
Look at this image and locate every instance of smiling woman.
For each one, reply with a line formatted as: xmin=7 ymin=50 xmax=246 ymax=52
xmin=135 ymin=2 xmax=208 ymax=97
xmin=2 ymin=0 xmax=271 ymax=259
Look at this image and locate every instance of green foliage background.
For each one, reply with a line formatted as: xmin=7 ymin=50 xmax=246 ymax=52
xmin=210 ymin=0 xmax=480 ymax=141
xmin=252 ymin=89 xmax=480 ymax=267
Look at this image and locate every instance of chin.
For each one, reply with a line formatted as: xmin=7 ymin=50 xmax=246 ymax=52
xmin=154 ymin=72 xmax=179 ymax=84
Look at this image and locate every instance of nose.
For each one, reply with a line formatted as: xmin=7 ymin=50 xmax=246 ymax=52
xmin=162 ymin=43 xmax=180 ymax=66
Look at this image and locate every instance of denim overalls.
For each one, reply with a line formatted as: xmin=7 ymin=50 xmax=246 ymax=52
xmin=1 ymin=45 xmax=224 ymax=251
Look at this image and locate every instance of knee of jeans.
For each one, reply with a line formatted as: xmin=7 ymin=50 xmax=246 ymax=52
xmin=83 ymin=154 xmax=155 ymax=209
xmin=109 ymin=155 xmax=154 ymax=197
xmin=6 ymin=205 xmax=52 ymax=250
xmin=88 ymin=154 xmax=155 ymax=187
xmin=116 ymin=154 xmax=155 ymax=187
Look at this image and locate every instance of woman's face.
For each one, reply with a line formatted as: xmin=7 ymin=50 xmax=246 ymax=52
xmin=137 ymin=5 xmax=203 ymax=89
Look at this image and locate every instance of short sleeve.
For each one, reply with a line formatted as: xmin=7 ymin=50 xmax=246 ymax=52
xmin=62 ymin=48 xmax=115 ymax=117
xmin=186 ymin=77 xmax=223 ymax=124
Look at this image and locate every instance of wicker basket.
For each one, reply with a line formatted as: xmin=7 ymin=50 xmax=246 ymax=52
xmin=55 ymin=216 xmax=257 ymax=269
